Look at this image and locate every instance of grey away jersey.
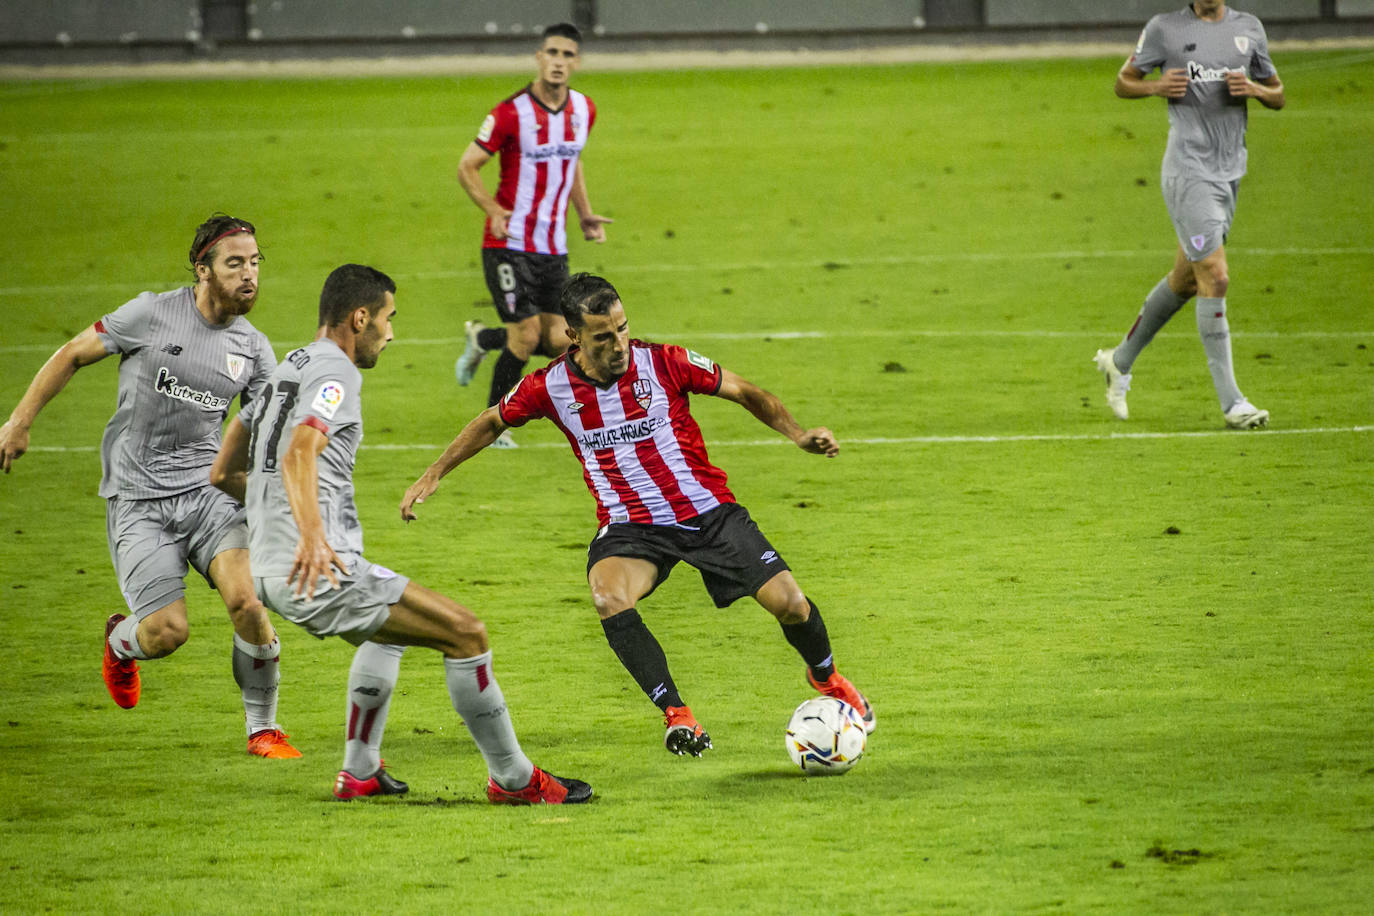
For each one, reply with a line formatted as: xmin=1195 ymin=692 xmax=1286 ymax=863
xmin=95 ymin=287 xmax=274 ymax=500
xmin=1130 ymin=6 xmax=1276 ymax=182
xmin=242 ymin=338 xmax=365 ymax=577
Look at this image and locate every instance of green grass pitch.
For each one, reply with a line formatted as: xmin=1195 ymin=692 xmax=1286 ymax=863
xmin=1 ymin=49 xmax=1371 ymax=913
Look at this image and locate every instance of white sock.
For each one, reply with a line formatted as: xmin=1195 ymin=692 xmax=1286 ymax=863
xmin=343 ymin=642 xmax=405 ymax=777
xmin=444 ymin=651 xmax=533 ymax=791
xmin=232 ymin=634 xmax=281 ymax=736
xmin=108 ymin=615 xmax=150 ymax=660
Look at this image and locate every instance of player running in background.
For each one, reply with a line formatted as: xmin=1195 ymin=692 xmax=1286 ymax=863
xmin=0 ymin=214 xmax=300 ymax=759
xmin=452 ymin=21 xmax=613 ymax=448
xmin=213 ymin=264 xmax=592 ymax=804
xmin=1094 ymin=0 xmax=1283 ymax=428
xmin=402 ymin=273 xmax=874 ymax=758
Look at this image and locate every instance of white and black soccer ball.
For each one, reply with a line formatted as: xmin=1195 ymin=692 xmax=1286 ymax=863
xmin=785 ymin=696 xmax=866 ymax=774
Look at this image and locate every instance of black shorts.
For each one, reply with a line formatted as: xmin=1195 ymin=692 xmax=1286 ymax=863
xmin=585 ymin=503 xmax=791 ymax=608
xmin=481 ymin=248 xmax=570 ymax=322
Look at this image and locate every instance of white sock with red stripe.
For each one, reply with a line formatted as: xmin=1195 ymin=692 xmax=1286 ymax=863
xmin=232 ymin=633 xmax=281 ymax=735
xmin=343 ymin=642 xmax=405 ymax=777
xmin=443 ymin=651 xmax=534 ymax=791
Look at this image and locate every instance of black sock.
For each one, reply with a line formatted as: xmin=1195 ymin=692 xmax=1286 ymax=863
xmin=780 ymin=600 xmax=835 ymax=682
xmin=601 ymin=609 xmax=683 ymax=711
xmin=476 ymin=326 xmax=506 ymax=351
xmin=487 ymin=347 xmax=528 ymax=407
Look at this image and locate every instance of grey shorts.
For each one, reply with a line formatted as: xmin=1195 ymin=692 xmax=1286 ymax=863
xmin=106 ymin=488 xmax=249 ymax=618
xmin=1163 ymin=175 xmax=1239 ymax=262
xmin=255 ymin=556 xmax=409 ymax=646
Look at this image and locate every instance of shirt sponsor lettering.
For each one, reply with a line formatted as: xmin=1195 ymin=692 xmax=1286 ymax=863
xmin=578 ymin=415 xmax=669 ymax=451
xmin=1187 ymin=61 xmax=1238 ymax=82
xmin=154 ymin=366 xmax=231 ymax=411
xmin=525 ymin=143 xmax=583 ymax=162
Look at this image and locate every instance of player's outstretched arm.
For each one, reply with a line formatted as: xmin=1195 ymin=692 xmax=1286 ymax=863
xmin=457 ymin=142 xmax=513 ymax=240
xmin=0 ymin=327 xmax=109 ymax=473
xmin=210 ymin=415 xmax=251 ymax=503
xmin=715 ymin=369 xmax=839 ymax=458
xmin=281 ymin=423 xmax=348 ymax=598
xmin=400 ymin=406 xmax=508 ymax=521
xmin=1115 ymin=62 xmax=1188 ymax=100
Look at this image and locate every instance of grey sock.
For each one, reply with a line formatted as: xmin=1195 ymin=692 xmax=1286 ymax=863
xmin=444 ymin=651 xmax=534 ymax=791
xmin=232 ymin=634 xmax=281 ymax=735
xmin=1114 ymin=276 xmax=1187 ymax=373
xmin=108 ymin=614 xmax=150 ymax=660
xmin=1196 ymin=297 xmax=1243 ymax=410
xmin=343 ymin=642 xmax=405 ymax=776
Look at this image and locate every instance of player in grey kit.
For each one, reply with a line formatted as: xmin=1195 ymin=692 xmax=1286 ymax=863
xmin=1094 ymin=0 xmax=1284 ymax=428
xmin=0 ymin=214 xmax=301 ymax=759
xmin=212 ymin=263 xmax=591 ymax=804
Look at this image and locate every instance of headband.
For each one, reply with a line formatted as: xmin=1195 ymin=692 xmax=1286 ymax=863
xmin=195 ymin=225 xmax=253 ymax=263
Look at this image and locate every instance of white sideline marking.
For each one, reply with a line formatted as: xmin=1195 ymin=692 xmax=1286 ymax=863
xmin=27 ymin=425 xmax=1373 ymax=455
xmin=0 ymin=245 xmax=1370 ymax=299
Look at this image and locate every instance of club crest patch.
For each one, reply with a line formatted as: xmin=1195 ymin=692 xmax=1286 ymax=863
xmin=1234 ymin=36 xmax=1250 ymax=54
xmin=632 ymin=379 xmax=653 ymax=410
xmin=311 ymin=381 xmax=346 ymax=419
xmin=1190 ymin=234 xmax=1207 ymax=252
xmin=226 ymin=354 xmax=245 ymax=380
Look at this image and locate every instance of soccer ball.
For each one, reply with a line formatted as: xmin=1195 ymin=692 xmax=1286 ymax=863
xmin=785 ymin=696 xmax=866 ymax=774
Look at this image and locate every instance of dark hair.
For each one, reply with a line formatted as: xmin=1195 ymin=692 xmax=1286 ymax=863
xmin=560 ymin=273 xmax=620 ymax=329
xmin=542 ymin=22 xmax=582 ymax=45
xmin=189 ymin=213 xmax=257 ymax=269
xmin=318 ymin=264 xmax=396 ymax=329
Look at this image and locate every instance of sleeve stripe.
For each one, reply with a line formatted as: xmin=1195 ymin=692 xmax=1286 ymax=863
xmin=301 ymin=415 xmax=330 ymax=435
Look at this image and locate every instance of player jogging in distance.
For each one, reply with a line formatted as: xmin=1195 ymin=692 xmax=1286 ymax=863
xmin=0 ymin=214 xmax=300 ymax=759
xmin=452 ymin=21 xmax=613 ymax=449
xmin=402 ymin=273 xmax=874 ymax=758
xmin=1094 ymin=0 xmax=1283 ymax=428
xmin=213 ymin=264 xmax=592 ymax=804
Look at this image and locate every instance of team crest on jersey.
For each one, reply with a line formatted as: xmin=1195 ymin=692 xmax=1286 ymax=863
xmin=1234 ymin=36 xmax=1250 ymax=54
xmin=1190 ymin=233 xmax=1207 ymax=252
xmin=226 ymin=354 xmax=245 ymax=380
xmin=632 ymin=379 xmax=653 ymax=410
xmin=311 ymin=381 xmax=346 ymax=419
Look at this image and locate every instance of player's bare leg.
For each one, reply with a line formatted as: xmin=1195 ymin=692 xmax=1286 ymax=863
xmin=354 ymin=582 xmax=591 ymax=803
xmin=589 ymin=556 xmax=710 ymax=755
xmin=755 ymin=571 xmax=875 ymax=733
xmin=211 ymin=548 xmax=299 ymax=758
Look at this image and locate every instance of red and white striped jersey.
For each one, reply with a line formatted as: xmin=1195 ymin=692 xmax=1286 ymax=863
xmin=474 ymin=85 xmax=596 ymax=255
xmin=499 ymin=340 xmax=735 ymax=527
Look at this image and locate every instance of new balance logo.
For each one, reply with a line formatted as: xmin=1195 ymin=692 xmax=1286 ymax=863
xmin=353 ymin=686 xmax=381 ymax=697
xmin=761 ymin=550 xmax=778 ymax=564
xmin=161 ymin=343 xmax=183 ymax=355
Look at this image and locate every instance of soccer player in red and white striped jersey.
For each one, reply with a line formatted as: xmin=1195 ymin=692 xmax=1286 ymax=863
xmin=402 ymin=274 xmax=875 ymax=758
xmin=453 ymin=22 xmax=613 ymax=448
